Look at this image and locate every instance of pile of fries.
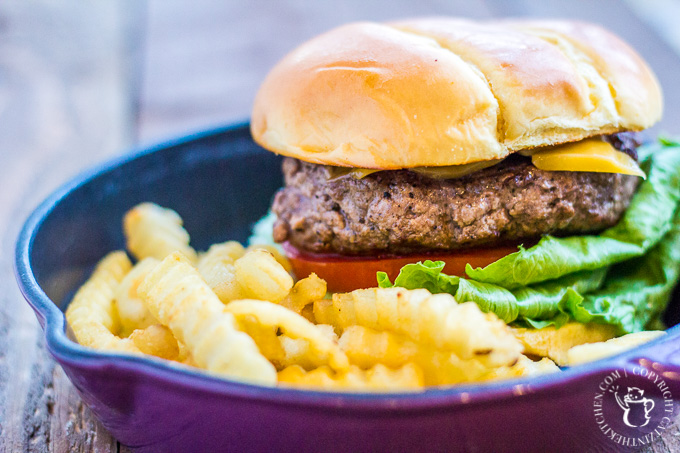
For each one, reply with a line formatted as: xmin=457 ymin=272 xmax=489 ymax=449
xmin=65 ymin=203 xmax=664 ymax=391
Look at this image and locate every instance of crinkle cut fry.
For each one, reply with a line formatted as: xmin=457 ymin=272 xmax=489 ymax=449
xmin=225 ymin=300 xmax=349 ymax=372
xmin=65 ymin=251 xmax=141 ymax=354
xmin=278 ymin=363 xmax=424 ymax=392
xmin=482 ymin=355 xmax=560 ymax=381
xmin=315 ymin=287 xmax=522 ymax=368
xmin=128 ymin=324 xmax=180 ymax=360
xmin=278 ymin=273 xmax=326 ymax=314
xmin=196 ymin=241 xmax=246 ymax=302
xmin=234 ymin=250 xmax=293 ymax=303
xmin=114 ymin=257 xmax=160 ymax=336
xmin=137 ymin=252 xmax=277 ymax=385
xmin=197 ymin=246 xmax=293 ymax=304
xmin=123 ymin=202 xmax=198 ymax=262
xmin=274 ymin=325 xmax=337 ymax=370
xmin=511 ymin=322 xmax=618 ymax=366
xmin=566 ymin=330 xmax=666 ymax=366
xmin=339 ymin=325 xmax=492 ymax=385
xmin=245 ymin=243 xmax=292 ymax=272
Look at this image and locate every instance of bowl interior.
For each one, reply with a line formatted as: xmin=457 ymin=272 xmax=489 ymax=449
xmin=29 ymin=124 xmax=283 ymax=310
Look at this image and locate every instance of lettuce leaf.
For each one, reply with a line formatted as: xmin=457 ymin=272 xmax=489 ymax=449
xmin=379 ymin=262 xmax=607 ymax=327
xmin=579 ymin=206 xmax=680 ymax=333
xmin=465 ymin=143 xmax=680 ymax=288
xmin=378 ymin=140 xmax=680 ymax=333
xmin=379 ymin=261 xmax=519 ymax=322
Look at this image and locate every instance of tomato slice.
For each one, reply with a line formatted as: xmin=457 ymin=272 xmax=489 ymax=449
xmin=282 ymin=242 xmax=522 ymax=293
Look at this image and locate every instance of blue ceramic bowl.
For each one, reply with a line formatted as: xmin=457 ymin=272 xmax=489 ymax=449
xmin=15 ymin=123 xmax=680 ymax=452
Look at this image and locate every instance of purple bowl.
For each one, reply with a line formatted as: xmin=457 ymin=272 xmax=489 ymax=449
xmin=15 ymin=122 xmax=680 ymax=452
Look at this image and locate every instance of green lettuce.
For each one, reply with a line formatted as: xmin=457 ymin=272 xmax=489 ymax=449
xmin=378 ymin=262 xmax=607 ymax=328
xmin=464 ymin=143 xmax=680 ymax=288
xmin=579 ymin=206 xmax=680 ymax=333
xmin=378 ymin=261 xmax=519 ymax=323
xmin=378 ymin=140 xmax=680 ymax=334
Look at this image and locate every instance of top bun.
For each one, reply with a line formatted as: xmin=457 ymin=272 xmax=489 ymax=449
xmin=251 ymin=18 xmax=662 ymax=169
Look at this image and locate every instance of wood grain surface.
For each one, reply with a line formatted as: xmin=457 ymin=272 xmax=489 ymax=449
xmin=2 ymin=1 xmax=680 ymax=451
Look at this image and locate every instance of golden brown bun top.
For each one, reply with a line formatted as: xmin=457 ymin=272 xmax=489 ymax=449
xmin=251 ymin=18 xmax=662 ymax=168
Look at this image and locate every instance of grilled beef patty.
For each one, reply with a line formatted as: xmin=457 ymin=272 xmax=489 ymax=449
xmin=272 ymin=135 xmax=642 ymax=255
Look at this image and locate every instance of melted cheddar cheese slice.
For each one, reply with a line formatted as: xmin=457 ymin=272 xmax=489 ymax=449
xmin=531 ymin=139 xmax=646 ymax=178
xmin=327 ymin=138 xmax=646 ymax=180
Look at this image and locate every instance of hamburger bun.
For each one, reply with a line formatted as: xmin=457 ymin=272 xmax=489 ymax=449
xmin=251 ymin=19 xmax=661 ymax=169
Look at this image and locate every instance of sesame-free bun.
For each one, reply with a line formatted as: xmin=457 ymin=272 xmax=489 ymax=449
xmin=251 ymin=19 xmax=662 ymax=169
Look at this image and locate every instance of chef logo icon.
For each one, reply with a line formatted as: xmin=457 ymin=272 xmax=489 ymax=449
xmin=611 ymin=385 xmax=655 ymax=428
xmin=593 ymin=368 xmax=674 ymax=447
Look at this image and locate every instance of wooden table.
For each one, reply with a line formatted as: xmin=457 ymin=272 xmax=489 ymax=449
xmin=2 ymin=1 xmax=680 ymax=451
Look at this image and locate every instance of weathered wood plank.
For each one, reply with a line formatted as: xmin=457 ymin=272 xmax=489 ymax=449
xmin=49 ymin=365 xmax=120 ymax=453
xmin=137 ymin=0 xmax=494 ymax=141
xmin=0 ymin=1 xmax=143 ymax=452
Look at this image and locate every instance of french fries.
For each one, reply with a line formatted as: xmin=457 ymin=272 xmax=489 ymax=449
xmin=250 ymin=325 xmax=337 ymax=371
xmin=199 ymin=241 xmax=246 ymax=266
xmin=511 ymin=323 xmax=618 ymax=366
xmin=278 ymin=363 xmax=424 ymax=392
xmin=137 ymin=252 xmax=277 ymax=385
xmin=114 ymin=257 xmax=159 ymax=336
xmin=245 ymin=243 xmax=292 ymax=272
xmin=234 ymin=250 xmax=293 ymax=303
xmin=128 ymin=324 xmax=179 ymax=360
xmin=197 ymin=245 xmax=293 ymax=304
xmin=237 ymin=316 xmax=283 ymax=359
xmin=197 ymin=241 xmax=247 ymax=302
xmin=65 ymin=202 xmax=657 ymax=392
xmin=65 ymin=251 xmax=141 ymax=354
xmin=567 ymin=330 xmax=666 ymax=366
xmin=278 ymin=273 xmax=326 ymax=314
xmin=225 ymin=300 xmax=349 ymax=371
xmin=124 ymin=203 xmax=197 ymax=262
xmin=316 ymin=288 xmax=523 ymax=368
xmin=483 ymin=355 xmax=560 ymax=381
xmin=338 ymin=325 xmax=492 ymax=385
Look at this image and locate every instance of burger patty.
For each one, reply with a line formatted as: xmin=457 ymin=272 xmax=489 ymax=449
xmin=272 ymin=151 xmax=640 ymax=256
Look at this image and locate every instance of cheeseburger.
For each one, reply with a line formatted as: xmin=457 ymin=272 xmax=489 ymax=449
xmin=251 ymin=18 xmax=662 ymax=293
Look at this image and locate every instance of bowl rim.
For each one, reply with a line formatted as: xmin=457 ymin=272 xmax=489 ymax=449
xmin=14 ymin=120 xmax=680 ymax=412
